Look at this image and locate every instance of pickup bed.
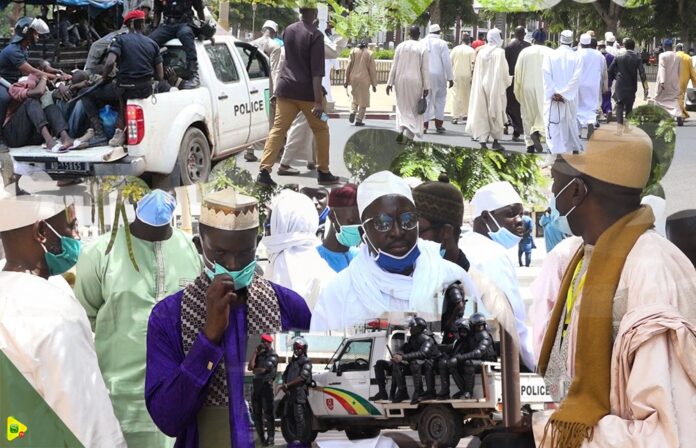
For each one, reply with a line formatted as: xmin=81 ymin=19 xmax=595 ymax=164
xmin=10 ymin=35 xmax=271 ymax=187
xmin=276 ymin=326 xmax=554 ymax=446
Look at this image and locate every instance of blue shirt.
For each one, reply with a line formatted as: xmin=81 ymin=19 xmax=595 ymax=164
xmin=0 ymin=43 xmax=28 ymax=83
xmin=316 ymin=244 xmax=359 ymax=273
xmin=539 ymin=213 xmax=567 ymax=253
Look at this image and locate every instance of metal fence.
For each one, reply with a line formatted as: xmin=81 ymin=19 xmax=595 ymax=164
xmin=330 ymin=57 xmax=660 ymax=85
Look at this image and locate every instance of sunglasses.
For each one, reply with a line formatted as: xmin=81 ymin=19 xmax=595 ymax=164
xmin=363 ymin=212 xmax=419 ymax=233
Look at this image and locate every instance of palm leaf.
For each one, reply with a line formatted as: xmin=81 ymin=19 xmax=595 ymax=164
xmin=104 ymin=188 xmax=123 ymax=256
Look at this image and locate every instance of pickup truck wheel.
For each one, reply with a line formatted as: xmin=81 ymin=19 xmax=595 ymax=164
xmin=417 ymin=405 xmax=463 ymax=447
xmin=345 ymin=428 xmax=381 ymax=440
xmin=177 ymin=127 xmax=211 ymax=185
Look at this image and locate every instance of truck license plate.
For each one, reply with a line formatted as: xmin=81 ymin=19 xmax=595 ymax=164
xmin=48 ymin=161 xmax=88 ymax=173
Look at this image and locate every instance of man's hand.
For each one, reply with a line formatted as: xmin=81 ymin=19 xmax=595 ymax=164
xmin=57 ymin=84 xmax=72 ymax=101
xmin=372 ymin=85 xmax=377 ymax=93
xmin=391 ymin=354 xmax=403 ymax=363
xmin=343 ymin=82 xmax=349 ymax=89
xmin=423 ymin=89 xmax=429 ymax=98
xmin=644 ymin=90 xmax=649 ymax=101
xmin=281 ymin=384 xmax=289 ymax=393
xmin=552 ymin=93 xmax=565 ymax=102
xmin=203 ymin=275 xmax=239 ymax=344
xmin=165 ymin=67 xmax=179 ymax=86
xmin=312 ymin=102 xmax=324 ymax=118
xmin=448 ymin=80 xmax=454 ymax=88
xmin=61 ymin=73 xmax=72 ymax=82
xmin=386 ymin=85 xmax=392 ymax=96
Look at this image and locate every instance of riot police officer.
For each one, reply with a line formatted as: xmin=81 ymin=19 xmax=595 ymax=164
xmin=448 ymin=313 xmax=497 ymax=399
xmin=441 ymin=282 xmax=466 ymax=344
xmin=437 ymin=317 xmax=471 ymax=400
xmin=248 ymin=334 xmax=278 ymax=446
xmin=149 ymin=0 xmax=205 ymax=89
xmin=396 ymin=317 xmax=441 ymax=404
xmin=281 ymin=336 xmax=313 ymax=444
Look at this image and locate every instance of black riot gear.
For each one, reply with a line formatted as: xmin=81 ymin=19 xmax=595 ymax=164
xmin=281 ymin=341 xmax=313 ymax=444
xmin=292 ymin=336 xmax=308 ymax=357
xmin=249 ymin=341 xmax=278 ymax=446
xmin=409 ymin=316 xmax=427 ymax=336
xmin=470 ymin=312 xmax=487 ymax=331
xmin=447 ymin=316 xmax=496 ymax=399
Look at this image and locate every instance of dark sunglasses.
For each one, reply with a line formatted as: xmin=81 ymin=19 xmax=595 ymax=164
xmin=363 ymin=211 xmax=419 ymax=233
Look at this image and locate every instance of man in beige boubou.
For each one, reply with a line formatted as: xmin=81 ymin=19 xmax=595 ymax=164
xmin=535 ymin=127 xmax=696 ymax=447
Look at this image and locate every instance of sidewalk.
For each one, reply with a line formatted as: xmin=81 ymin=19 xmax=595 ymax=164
xmin=328 ymin=81 xmax=658 ymax=118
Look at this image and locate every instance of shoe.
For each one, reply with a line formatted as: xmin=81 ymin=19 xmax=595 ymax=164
xmin=606 ymin=112 xmax=613 ymax=123
xmin=419 ymin=392 xmax=436 ymax=402
xmin=392 ymin=389 xmax=409 ymax=403
xmin=423 ymin=128 xmax=427 ymax=134
xmin=587 ymin=124 xmax=595 ymax=139
xmin=436 ymin=392 xmax=450 ymax=400
xmin=109 ymin=129 xmax=125 ymax=147
xmin=512 ymin=132 xmax=521 ymax=142
xmin=452 ymin=391 xmax=464 ymax=400
xmin=677 ymin=116 xmax=684 ymax=126
xmin=349 ymin=112 xmax=356 ymax=123
xmin=266 ymin=437 xmax=274 ymax=446
xmin=369 ymin=391 xmax=388 ymax=401
xmin=307 ymin=162 xmax=317 ymax=170
xmin=396 ymin=132 xmax=406 ymax=144
xmin=491 ymin=140 xmax=504 ymax=151
xmin=244 ymin=152 xmax=259 ymax=162
xmin=181 ymin=74 xmax=200 ymax=90
xmin=530 ymin=131 xmax=544 ymax=153
xmin=526 ymin=145 xmax=536 ymax=154
xmin=435 ymin=127 xmax=446 ymax=134
xmin=256 ymin=169 xmax=277 ymax=187
xmin=480 ymin=142 xmax=489 ymax=150
xmin=451 ymin=118 xmax=458 ymax=124
xmin=318 ymin=171 xmax=340 ymax=185
xmin=355 ymin=121 xmax=365 ymax=127
xmin=410 ymin=394 xmax=422 ymax=405
xmin=277 ymin=165 xmax=300 ymax=176
xmin=463 ymin=392 xmax=473 ymax=400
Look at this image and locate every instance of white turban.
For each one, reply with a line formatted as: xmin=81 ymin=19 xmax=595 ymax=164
xmin=471 ymin=181 xmax=523 ymax=219
xmin=605 ymin=31 xmax=616 ymax=43
xmin=580 ymin=33 xmax=591 ymax=45
xmin=429 ymin=24 xmax=440 ymax=34
xmin=262 ymin=20 xmax=278 ymax=32
xmin=560 ymin=30 xmax=574 ymax=45
xmin=487 ymin=28 xmax=503 ymax=48
xmin=357 ymin=171 xmax=414 ymax=218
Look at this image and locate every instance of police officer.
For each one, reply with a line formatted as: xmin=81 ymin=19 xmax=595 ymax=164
xmin=149 ymin=0 xmax=204 ymax=89
xmin=370 ymin=335 xmax=413 ymax=403
xmin=394 ymin=317 xmax=441 ymax=404
xmin=82 ymin=9 xmax=163 ymax=147
xmin=281 ymin=336 xmax=313 ymax=444
xmin=448 ymin=313 xmax=497 ymax=399
xmin=441 ymin=282 xmax=466 ymax=344
xmin=249 ymin=334 xmax=278 ymax=446
xmin=0 ymin=17 xmax=59 ymax=144
xmin=437 ymin=318 xmax=471 ymax=400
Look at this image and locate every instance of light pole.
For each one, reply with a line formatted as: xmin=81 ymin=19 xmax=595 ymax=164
xmin=252 ymin=2 xmax=257 ymax=36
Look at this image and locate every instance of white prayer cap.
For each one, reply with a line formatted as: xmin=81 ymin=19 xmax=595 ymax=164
xmin=560 ymin=30 xmax=573 ymax=45
xmin=200 ymin=187 xmax=259 ymax=231
xmin=471 ymin=181 xmax=523 ymax=219
xmin=0 ymin=195 xmax=66 ymax=233
xmin=641 ymin=195 xmax=666 ymax=237
xmin=429 ymin=24 xmax=441 ymax=34
xmin=357 ymin=171 xmax=414 ymax=218
xmin=579 ymin=33 xmax=591 ymax=45
xmin=605 ymin=32 xmax=616 ymax=43
xmin=262 ymin=20 xmax=278 ymax=32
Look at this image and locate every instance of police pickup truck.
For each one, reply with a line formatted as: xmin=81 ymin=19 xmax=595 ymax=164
xmin=9 ymin=35 xmax=269 ymax=187
xmin=278 ymin=323 xmax=554 ymax=447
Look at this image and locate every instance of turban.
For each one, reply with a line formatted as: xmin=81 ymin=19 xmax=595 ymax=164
xmin=328 ymin=184 xmax=358 ymax=208
xmin=413 ymin=179 xmax=464 ymax=229
xmin=471 ymin=181 xmax=523 ymax=219
xmin=357 ymin=171 xmax=414 ymax=219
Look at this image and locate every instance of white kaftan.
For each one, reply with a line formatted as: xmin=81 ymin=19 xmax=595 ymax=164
xmin=542 ymin=45 xmax=584 ymax=154
xmin=450 ymin=43 xmax=476 ymax=119
xmin=655 ymin=51 xmax=682 ymax=118
xmin=459 ymin=231 xmax=536 ymax=371
xmin=387 ymin=40 xmax=430 ymax=138
xmin=576 ymin=48 xmax=606 ymax=126
xmin=465 ymin=45 xmax=511 ymax=142
xmin=514 ymin=44 xmax=553 ymax=146
xmin=533 ymin=230 xmax=696 ymax=447
xmin=0 ymin=272 xmax=126 ymax=448
xmin=423 ymin=34 xmax=454 ymax=122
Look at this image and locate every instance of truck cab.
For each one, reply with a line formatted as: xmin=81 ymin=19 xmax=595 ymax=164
xmin=9 ymin=35 xmax=270 ymax=187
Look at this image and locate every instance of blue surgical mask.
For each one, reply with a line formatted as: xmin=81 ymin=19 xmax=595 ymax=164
xmin=334 ymin=218 xmax=362 ymax=247
xmin=363 ymin=232 xmax=421 ymax=274
xmin=42 ymin=222 xmax=82 ymax=276
xmin=136 ymin=189 xmax=176 ymax=227
xmin=486 ymin=215 xmax=522 ymax=249
xmin=202 ymin=248 xmax=257 ymax=290
xmin=439 ymin=247 xmax=446 ymax=258
xmin=548 ymin=179 xmax=579 ymax=236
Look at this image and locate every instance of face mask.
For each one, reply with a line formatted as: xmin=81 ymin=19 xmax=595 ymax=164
xmin=439 ymin=247 xmax=446 ymax=258
xmin=202 ymin=247 xmax=257 ymax=290
xmin=364 ymin=232 xmax=421 ymax=274
xmin=136 ymin=189 xmax=176 ymax=227
xmin=334 ymin=217 xmax=362 ymax=247
xmin=485 ymin=214 xmax=522 ymax=249
xmin=42 ymin=222 xmax=82 ymax=276
xmin=548 ymin=179 xmax=580 ymax=236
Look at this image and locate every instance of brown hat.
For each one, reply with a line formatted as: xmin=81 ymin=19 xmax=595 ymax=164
xmin=560 ymin=127 xmax=653 ymax=190
xmin=413 ymin=177 xmax=464 ymax=228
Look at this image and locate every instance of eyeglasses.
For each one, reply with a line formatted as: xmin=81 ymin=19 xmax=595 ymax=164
xmin=363 ymin=211 xmax=419 ymax=233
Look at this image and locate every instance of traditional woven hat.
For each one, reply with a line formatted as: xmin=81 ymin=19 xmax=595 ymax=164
xmin=200 ymin=188 xmax=259 ymax=231
xmin=413 ymin=179 xmax=464 ymax=228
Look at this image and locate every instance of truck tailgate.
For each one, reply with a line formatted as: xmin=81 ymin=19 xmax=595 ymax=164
xmin=10 ymin=145 xmax=144 ymax=178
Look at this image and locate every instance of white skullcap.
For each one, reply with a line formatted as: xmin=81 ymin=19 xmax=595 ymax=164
xmin=357 ymin=171 xmax=414 ymax=218
xmin=641 ymin=195 xmax=666 ymax=237
xmin=560 ymin=30 xmax=573 ymax=45
xmin=0 ymin=195 xmax=66 ymax=232
xmin=200 ymin=188 xmax=259 ymax=231
xmin=605 ymin=31 xmax=616 ymax=42
xmin=429 ymin=24 xmax=441 ymax=34
xmin=471 ymin=181 xmax=523 ymax=219
xmin=580 ymin=34 xmax=591 ymax=45
xmin=262 ymin=20 xmax=278 ymax=32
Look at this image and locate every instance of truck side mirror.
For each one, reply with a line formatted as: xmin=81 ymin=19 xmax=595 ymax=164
xmin=335 ymin=364 xmax=343 ymax=376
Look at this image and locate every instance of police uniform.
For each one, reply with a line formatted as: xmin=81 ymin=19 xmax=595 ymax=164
xmin=282 ymin=354 xmax=312 ymax=443
xmin=251 ymin=347 xmax=278 ymax=445
xmin=149 ymin=0 xmax=203 ymax=81
xmin=441 ymin=282 xmax=466 ymax=344
xmin=0 ymin=42 xmax=30 ymax=140
xmin=397 ymin=330 xmax=441 ymax=403
xmin=449 ymin=321 xmax=496 ymax=399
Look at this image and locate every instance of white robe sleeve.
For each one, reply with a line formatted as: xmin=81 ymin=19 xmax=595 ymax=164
xmin=542 ymin=53 xmax=555 ymax=100
xmin=558 ymin=55 xmax=583 ymax=100
xmin=421 ymin=48 xmax=431 ymax=91
xmin=442 ymin=44 xmax=454 ymax=81
xmin=387 ymin=46 xmax=400 ymax=86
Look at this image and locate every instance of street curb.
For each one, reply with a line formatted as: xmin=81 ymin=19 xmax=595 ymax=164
xmin=328 ymin=111 xmax=457 ymax=121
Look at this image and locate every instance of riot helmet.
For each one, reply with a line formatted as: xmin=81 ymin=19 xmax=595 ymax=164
xmin=455 ymin=317 xmax=470 ymax=337
xmin=292 ymin=336 xmax=308 ymax=357
xmin=11 ymin=17 xmax=49 ymax=44
xmin=470 ymin=313 xmax=487 ymax=332
xmin=409 ymin=316 xmax=427 ymax=336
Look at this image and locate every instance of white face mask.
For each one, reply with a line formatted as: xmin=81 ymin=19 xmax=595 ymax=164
xmin=549 ymin=178 xmax=586 ymax=236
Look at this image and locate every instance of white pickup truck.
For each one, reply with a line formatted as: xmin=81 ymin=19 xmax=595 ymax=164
xmin=277 ymin=325 xmax=554 ymax=446
xmin=9 ymin=35 xmax=269 ymax=187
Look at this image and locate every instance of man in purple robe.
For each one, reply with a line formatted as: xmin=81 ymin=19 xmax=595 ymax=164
xmin=145 ymin=188 xmax=311 ymax=448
